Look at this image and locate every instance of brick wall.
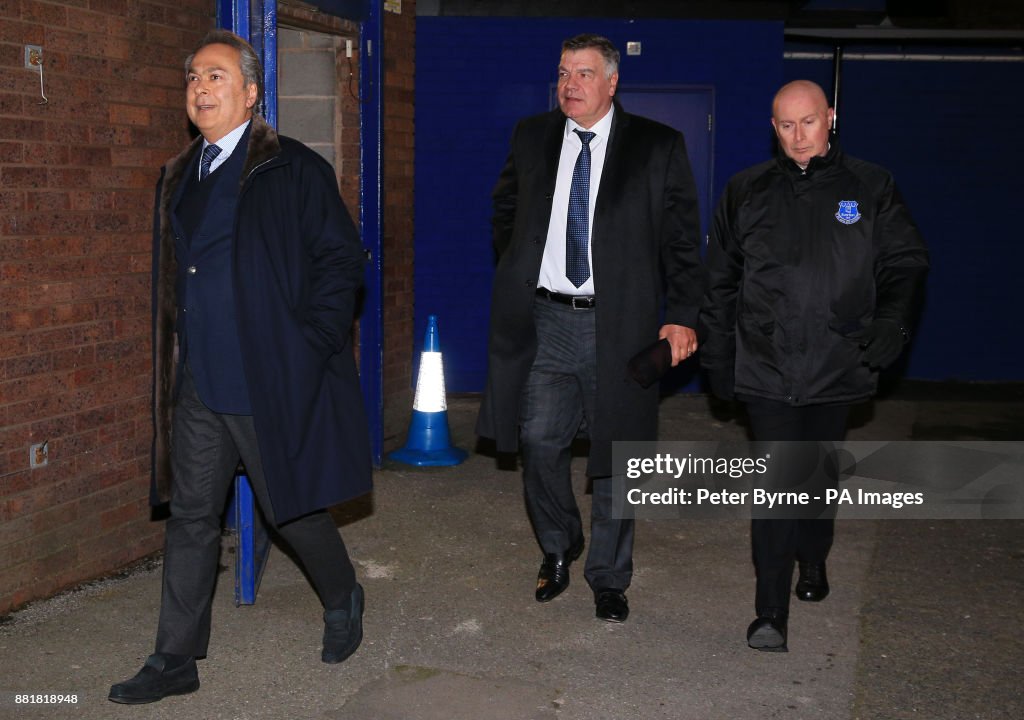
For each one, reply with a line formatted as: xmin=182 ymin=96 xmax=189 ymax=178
xmin=337 ymin=36 xmax=361 ymax=225
xmin=0 ymin=0 xmax=418 ymax=614
xmin=0 ymin=0 xmax=212 ymax=615
xmin=381 ymin=0 xmax=415 ymax=447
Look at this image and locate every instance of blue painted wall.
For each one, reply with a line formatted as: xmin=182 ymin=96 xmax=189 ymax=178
xmin=415 ymin=18 xmax=784 ymax=391
xmin=415 ymin=19 xmax=1024 ymax=391
xmin=784 ymin=55 xmax=1024 ymax=381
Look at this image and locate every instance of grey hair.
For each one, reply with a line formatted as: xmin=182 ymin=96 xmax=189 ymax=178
xmin=561 ymin=34 xmax=620 ymax=78
xmin=184 ymin=29 xmax=264 ymax=107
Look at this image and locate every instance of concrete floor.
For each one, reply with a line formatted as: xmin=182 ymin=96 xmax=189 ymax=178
xmin=1 ymin=387 xmax=1022 ymax=719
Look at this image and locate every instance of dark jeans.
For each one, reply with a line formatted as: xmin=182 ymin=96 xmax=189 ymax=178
xmin=519 ymin=297 xmax=634 ymax=591
xmin=742 ymin=397 xmax=851 ymax=615
xmin=155 ymin=368 xmax=356 ymax=657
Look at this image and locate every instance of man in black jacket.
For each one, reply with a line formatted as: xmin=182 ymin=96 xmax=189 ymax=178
xmin=701 ymin=80 xmax=928 ymax=651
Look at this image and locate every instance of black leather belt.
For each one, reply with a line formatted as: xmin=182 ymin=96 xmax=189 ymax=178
xmin=536 ymin=287 xmax=596 ymax=309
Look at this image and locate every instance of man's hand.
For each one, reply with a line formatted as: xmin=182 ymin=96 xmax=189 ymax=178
xmin=856 ymin=319 xmax=907 ymax=369
xmin=659 ymin=324 xmax=698 ymax=367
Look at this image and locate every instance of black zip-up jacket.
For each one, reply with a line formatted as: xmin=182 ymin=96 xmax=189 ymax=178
xmin=701 ymin=140 xmax=929 ymax=405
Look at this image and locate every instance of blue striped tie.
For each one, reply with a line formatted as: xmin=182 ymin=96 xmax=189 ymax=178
xmin=566 ymin=130 xmax=595 ymax=288
xmin=200 ymin=143 xmax=221 ymax=180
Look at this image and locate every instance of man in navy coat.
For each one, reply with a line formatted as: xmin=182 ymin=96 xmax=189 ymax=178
xmin=109 ymin=30 xmax=371 ymax=704
xmin=477 ymin=34 xmax=705 ymax=622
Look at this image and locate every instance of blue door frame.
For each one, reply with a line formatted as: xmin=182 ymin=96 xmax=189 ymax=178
xmin=216 ymin=0 xmax=385 ymax=605
xmin=358 ymin=0 xmax=385 ymax=467
xmin=218 ymin=0 xmax=385 ymax=464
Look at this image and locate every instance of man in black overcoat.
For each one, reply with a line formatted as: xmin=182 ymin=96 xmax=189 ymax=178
xmin=109 ymin=30 xmax=371 ymax=703
xmin=476 ymin=34 xmax=706 ymax=622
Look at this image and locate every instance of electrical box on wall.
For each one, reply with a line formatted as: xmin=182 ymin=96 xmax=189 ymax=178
xmin=25 ymin=45 xmax=43 ymax=70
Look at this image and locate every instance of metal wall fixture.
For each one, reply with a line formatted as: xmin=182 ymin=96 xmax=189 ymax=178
xmin=24 ymin=45 xmax=48 ymax=105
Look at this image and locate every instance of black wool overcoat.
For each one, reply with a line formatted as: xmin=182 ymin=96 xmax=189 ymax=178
xmin=151 ymin=116 xmax=372 ymax=522
xmin=476 ymin=105 xmax=706 ymax=477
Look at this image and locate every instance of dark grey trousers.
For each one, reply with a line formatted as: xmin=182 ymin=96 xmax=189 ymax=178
xmin=519 ymin=297 xmax=634 ymax=591
xmin=155 ymin=369 xmax=355 ymax=657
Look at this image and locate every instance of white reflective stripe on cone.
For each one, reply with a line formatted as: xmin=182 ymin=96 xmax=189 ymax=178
xmin=412 ymin=351 xmax=447 ymax=412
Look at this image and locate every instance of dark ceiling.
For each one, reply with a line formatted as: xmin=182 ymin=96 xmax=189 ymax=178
xmin=418 ymin=1 xmax=1024 ymax=32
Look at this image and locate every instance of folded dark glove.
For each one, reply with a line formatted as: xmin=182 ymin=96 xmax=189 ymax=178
xmin=707 ymin=368 xmax=735 ymax=401
xmin=857 ymin=319 xmax=907 ymax=369
xmin=628 ymin=338 xmax=672 ymax=389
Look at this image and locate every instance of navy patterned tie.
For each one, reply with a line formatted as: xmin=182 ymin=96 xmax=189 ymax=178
xmin=200 ymin=143 xmax=221 ymax=180
xmin=566 ymin=130 xmax=595 ymax=288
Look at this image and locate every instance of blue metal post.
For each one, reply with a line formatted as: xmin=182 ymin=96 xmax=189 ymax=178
xmin=217 ymin=0 xmax=273 ymax=607
xmin=260 ymin=2 xmax=277 ymax=128
xmin=233 ymin=475 xmax=270 ymax=605
xmin=244 ymin=0 xmax=277 ymax=126
xmin=217 ymin=0 xmax=250 ymax=38
xmin=359 ymin=0 xmax=385 ymax=466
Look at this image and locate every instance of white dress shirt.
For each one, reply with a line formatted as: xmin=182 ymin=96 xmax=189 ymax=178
xmin=199 ymin=119 xmax=251 ymax=180
xmin=537 ymin=105 xmax=615 ymax=296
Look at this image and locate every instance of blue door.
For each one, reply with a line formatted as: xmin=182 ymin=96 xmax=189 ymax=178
xmin=615 ymin=86 xmax=714 ymax=244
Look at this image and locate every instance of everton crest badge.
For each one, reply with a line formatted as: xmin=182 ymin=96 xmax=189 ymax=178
xmin=835 ymin=200 xmax=861 ymax=225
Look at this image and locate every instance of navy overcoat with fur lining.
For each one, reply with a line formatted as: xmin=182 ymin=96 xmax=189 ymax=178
xmin=151 ymin=116 xmax=371 ymax=522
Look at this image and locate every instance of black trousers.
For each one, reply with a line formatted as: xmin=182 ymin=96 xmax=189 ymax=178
xmin=742 ymin=397 xmax=850 ymax=615
xmin=519 ymin=298 xmax=634 ymax=591
xmin=155 ymin=369 xmax=356 ymax=657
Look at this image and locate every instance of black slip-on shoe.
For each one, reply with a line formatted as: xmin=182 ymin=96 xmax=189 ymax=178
xmin=108 ymin=654 xmax=199 ymax=704
xmin=323 ymin=583 xmax=365 ymax=664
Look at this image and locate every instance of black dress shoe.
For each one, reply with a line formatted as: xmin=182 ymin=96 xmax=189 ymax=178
xmin=747 ymin=611 xmax=788 ymax=652
xmin=108 ymin=654 xmax=199 ymax=704
xmin=795 ymin=561 xmax=830 ymax=602
xmin=594 ymin=588 xmax=629 ymax=623
xmin=535 ymin=538 xmax=584 ymax=603
xmin=323 ymin=583 xmax=365 ymax=664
